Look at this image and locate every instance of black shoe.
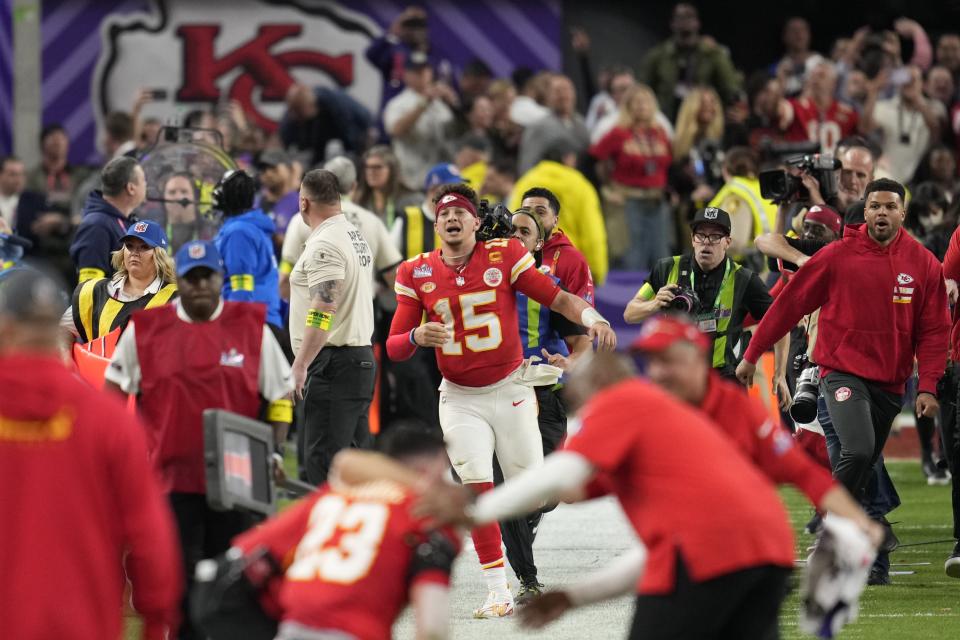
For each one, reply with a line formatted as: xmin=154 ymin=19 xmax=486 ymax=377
xmin=867 ymin=565 xmax=891 ymax=586
xmin=515 ymin=577 xmax=544 ymax=605
xmin=878 ymin=516 xmax=899 ymax=553
xmin=804 ymin=512 xmax=823 ymax=535
xmin=924 ymin=460 xmax=952 ymax=486
xmin=946 ymin=542 xmax=960 ymax=579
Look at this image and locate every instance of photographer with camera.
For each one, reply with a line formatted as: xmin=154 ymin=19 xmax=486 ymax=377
xmin=737 ymin=178 xmax=950 ymax=583
xmin=624 ymin=206 xmax=774 ymax=381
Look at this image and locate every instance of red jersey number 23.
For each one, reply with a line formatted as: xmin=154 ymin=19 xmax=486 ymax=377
xmin=286 ymin=494 xmax=389 ymax=584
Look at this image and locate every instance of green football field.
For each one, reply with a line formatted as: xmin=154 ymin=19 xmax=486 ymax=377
xmin=127 ymin=460 xmax=956 ymax=639
xmin=779 ymin=460 xmax=958 ymax=639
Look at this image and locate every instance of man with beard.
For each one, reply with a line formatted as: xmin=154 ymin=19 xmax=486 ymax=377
xmin=738 ymin=179 xmax=950 ymax=586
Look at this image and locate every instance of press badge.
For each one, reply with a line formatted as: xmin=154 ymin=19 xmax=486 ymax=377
xmin=697 ymin=315 xmax=717 ymax=333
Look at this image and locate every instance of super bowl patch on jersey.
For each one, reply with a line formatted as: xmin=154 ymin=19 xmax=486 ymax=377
xmin=483 ymin=268 xmax=503 ymax=287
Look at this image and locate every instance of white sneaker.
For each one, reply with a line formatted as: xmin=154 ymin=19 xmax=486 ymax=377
xmin=472 ymin=590 xmax=515 ymax=619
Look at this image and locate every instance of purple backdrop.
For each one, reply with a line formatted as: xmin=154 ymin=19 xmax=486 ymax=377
xmin=0 ymin=0 xmax=12 ymax=156
xmin=39 ymin=0 xmax=561 ymax=166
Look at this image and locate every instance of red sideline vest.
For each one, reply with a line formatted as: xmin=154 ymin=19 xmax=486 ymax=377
xmin=134 ymin=301 xmax=264 ymax=494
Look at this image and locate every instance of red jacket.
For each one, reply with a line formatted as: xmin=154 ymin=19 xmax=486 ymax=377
xmin=701 ymin=373 xmax=836 ymax=505
xmin=541 ymin=230 xmax=595 ymax=303
xmin=940 ymin=226 xmax=960 ymax=361
xmin=0 ymin=354 xmax=181 ymax=639
xmin=566 ymin=379 xmax=795 ymax=594
xmin=744 ymin=224 xmax=949 ymax=394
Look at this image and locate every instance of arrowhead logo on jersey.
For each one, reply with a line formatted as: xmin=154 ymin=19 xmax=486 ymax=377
xmin=483 ymin=268 xmax=503 ymax=287
xmin=413 ymin=265 xmax=433 ymax=278
xmin=893 ymin=273 xmax=915 ymax=304
xmin=897 ymin=273 xmax=914 ymax=285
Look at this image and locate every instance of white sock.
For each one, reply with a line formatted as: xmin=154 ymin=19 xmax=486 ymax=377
xmin=483 ymin=565 xmax=510 ymax=597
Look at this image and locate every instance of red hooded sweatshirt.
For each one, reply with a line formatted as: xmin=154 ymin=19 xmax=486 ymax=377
xmin=541 ymin=230 xmax=595 ymax=304
xmin=743 ymin=224 xmax=949 ymax=394
xmin=0 ymin=354 xmax=181 ymax=639
xmin=940 ymin=226 xmax=960 ymax=361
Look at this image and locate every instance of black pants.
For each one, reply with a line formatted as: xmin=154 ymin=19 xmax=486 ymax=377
xmin=937 ymin=363 xmax=960 ymax=539
xmin=630 ymin=556 xmax=790 ymax=640
xmin=821 ymin=372 xmax=902 ymax=501
xmin=495 ymin=385 xmax=568 ymax=583
xmin=169 ymin=492 xmax=259 ymax=640
xmin=303 ymin=345 xmax=376 ymax=485
xmin=384 ymin=346 xmax=442 ymax=432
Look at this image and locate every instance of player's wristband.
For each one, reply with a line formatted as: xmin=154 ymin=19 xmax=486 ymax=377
xmin=306 ymin=308 xmax=334 ymax=331
xmin=279 ymin=260 xmax=294 ymax=275
xmin=581 ymin=307 xmax=609 ymax=328
xmin=409 ymin=328 xmax=419 ymax=346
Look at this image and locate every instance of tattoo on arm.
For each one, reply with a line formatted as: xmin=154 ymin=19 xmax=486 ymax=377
xmin=310 ymin=279 xmax=343 ymax=305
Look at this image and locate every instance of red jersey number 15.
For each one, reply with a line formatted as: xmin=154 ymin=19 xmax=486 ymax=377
xmin=434 ymin=290 xmax=503 ymax=356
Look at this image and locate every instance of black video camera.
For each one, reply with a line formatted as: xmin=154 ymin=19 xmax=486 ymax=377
xmin=759 ymin=153 xmax=840 ymax=205
xmin=476 ymin=199 xmax=515 ymax=241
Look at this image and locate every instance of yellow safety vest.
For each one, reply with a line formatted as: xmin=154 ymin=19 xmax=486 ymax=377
xmin=401 ymin=206 xmax=441 ymax=259
xmin=72 ymin=278 xmax=179 ymax=343
xmin=663 ymin=255 xmax=743 ymax=370
xmin=708 ymin=176 xmax=778 ymax=239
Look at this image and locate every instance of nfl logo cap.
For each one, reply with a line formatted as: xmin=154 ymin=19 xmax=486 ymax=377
xmin=175 ymin=240 xmax=224 ymax=277
xmin=690 ymin=206 xmax=731 ymax=235
xmin=424 ymin=163 xmax=465 ymax=191
xmin=121 ymin=219 xmax=168 ymax=250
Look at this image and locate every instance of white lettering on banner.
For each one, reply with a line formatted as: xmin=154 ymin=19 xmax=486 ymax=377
xmin=93 ymin=0 xmax=382 ymax=136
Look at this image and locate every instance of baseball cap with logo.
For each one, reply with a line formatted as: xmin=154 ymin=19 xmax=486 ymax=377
xmin=175 ymin=240 xmax=224 ymax=277
xmin=424 ymin=163 xmax=465 ymax=191
xmin=690 ymin=206 xmax=732 ymax=235
xmin=629 ymin=314 xmax=711 ymax=354
xmin=804 ymin=204 xmax=843 ymax=236
xmin=121 ymin=219 xmax=168 ymax=250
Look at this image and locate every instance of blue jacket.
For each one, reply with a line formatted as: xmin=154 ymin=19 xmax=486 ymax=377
xmin=69 ymin=191 xmax=131 ymax=281
xmin=215 ymin=210 xmax=282 ymax=327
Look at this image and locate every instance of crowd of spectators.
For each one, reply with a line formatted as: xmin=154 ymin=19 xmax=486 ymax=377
xmin=0 ymin=9 xmax=956 ymax=282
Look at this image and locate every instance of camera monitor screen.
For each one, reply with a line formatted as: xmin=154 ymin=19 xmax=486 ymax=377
xmin=203 ymin=409 xmax=275 ymax=516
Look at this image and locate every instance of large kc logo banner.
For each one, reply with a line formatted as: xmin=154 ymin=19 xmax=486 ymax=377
xmin=93 ymin=0 xmax=382 ymax=134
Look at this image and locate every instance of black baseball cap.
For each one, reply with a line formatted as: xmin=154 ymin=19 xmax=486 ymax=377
xmin=690 ymin=206 xmax=731 ymax=235
xmin=256 ymin=149 xmax=291 ymax=170
xmin=404 ymin=51 xmax=431 ymax=71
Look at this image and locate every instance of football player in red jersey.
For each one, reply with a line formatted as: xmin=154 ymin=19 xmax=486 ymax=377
xmin=232 ymin=428 xmax=459 ymax=640
xmin=386 ymin=183 xmax=615 ymax=617
xmin=781 ymin=62 xmax=859 ymax=152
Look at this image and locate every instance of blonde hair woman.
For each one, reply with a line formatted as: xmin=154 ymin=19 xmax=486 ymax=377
xmin=63 ymin=220 xmax=178 ymax=343
xmin=673 ymin=87 xmax=724 ymax=160
xmin=590 ymin=84 xmax=672 ymax=270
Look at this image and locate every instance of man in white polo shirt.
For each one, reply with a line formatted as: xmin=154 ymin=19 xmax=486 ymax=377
xmin=290 ymin=169 xmax=376 ymax=485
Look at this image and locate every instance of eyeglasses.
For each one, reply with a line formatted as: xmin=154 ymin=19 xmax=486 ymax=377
xmin=692 ymin=232 xmax=726 ymax=245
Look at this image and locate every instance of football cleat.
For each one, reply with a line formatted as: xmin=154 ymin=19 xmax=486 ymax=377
xmin=946 ymin=543 xmax=960 ymax=579
xmin=473 ymin=590 xmax=515 ymax=619
xmin=515 ymin=578 xmax=544 ymax=606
